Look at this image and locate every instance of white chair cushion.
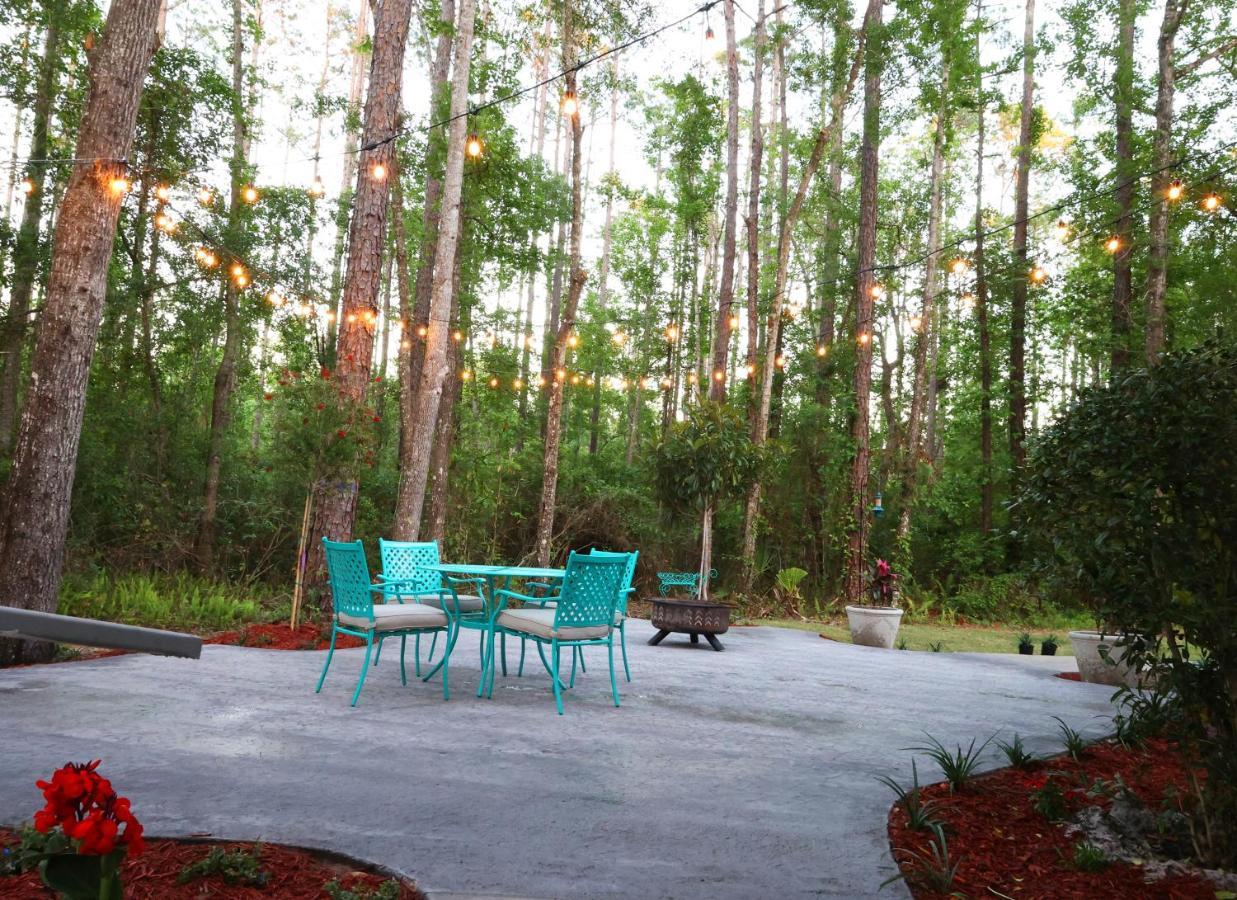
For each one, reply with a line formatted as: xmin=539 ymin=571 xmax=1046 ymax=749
xmin=497 ymin=607 xmax=609 ymax=641
xmin=339 ymin=603 xmax=447 ymax=632
xmin=417 ymin=593 xmax=485 ymax=613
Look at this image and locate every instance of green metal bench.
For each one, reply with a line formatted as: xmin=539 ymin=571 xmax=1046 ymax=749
xmin=656 ymin=569 xmax=716 ymax=598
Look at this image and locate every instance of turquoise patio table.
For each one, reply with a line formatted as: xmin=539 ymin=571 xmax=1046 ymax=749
xmin=421 ymin=564 xmax=566 ymax=696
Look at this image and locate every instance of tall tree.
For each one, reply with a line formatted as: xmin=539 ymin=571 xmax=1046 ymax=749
xmin=843 ymin=0 xmax=884 ymax=604
xmin=393 ymin=0 xmax=455 ymax=536
xmin=392 ymin=0 xmax=477 ymax=540
xmin=974 ymin=8 xmax=994 ymax=536
xmin=195 ymin=0 xmax=255 ymax=570
xmin=533 ymin=0 xmax=586 ymax=566
xmin=1009 ymin=0 xmax=1035 ymax=472
xmin=1110 ymin=0 xmax=1136 ymax=372
xmin=0 ymin=0 xmax=162 ymax=665
xmin=307 ymin=0 xmax=415 ymax=595
xmin=708 ymin=0 xmax=741 ymax=400
xmin=0 ymin=13 xmax=61 ymax=454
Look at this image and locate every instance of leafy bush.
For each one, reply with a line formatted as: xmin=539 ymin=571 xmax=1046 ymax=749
xmin=906 ymin=733 xmax=994 ymax=793
xmin=178 ymin=846 xmax=268 ymax=887
xmin=1017 ymin=341 xmax=1237 ymax=866
xmin=324 ymin=878 xmax=402 ymax=899
xmin=997 ymin=734 xmax=1038 ymax=769
xmin=876 ymin=761 xmax=941 ymax=832
xmin=59 ymin=570 xmax=271 ymax=631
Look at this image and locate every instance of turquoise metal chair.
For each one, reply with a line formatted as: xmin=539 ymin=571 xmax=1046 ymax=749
xmin=316 ymin=538 xmax=456 ymax=706
xmin=489 ymin=552 xmax=630 ymax=714
xmin=375 ymin=539 xmax=485 ymax=674
xmin=515 ymin=549 xmax=638 ymax=685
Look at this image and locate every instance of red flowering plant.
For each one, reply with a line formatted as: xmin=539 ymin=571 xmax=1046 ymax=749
xmin=264 ymin=365 xmax=381 ymax=483
xmin=10 ymin=760 xmax=144 ymax=899
xmin=868 ymin=558 xmax=899 ymax=608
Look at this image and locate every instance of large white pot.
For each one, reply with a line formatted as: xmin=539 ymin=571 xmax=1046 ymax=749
xmin=1069 ymin=631 xmax=1142 ymax=687
xmin=845 ymin=605 xmax=904 ymax=649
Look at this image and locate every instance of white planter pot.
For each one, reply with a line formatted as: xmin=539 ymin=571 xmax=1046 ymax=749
xmin=1069 ymin=631 xmax=1142 ymax=687
xmin=845 ymin=605 xmax=904 ymax=649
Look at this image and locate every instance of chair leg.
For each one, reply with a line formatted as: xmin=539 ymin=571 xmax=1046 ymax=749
xmin=579 ymin=648 xmax=586 ymax=673
xmin=428 ymin=631 xmax=438 ymax=662
xmin=570 ymin=645 xmax=578 ymax=688
xmin=440 ymin=626 xmax=451 ymax=701
xmin=518 ymin=638 xmax=526 ymax=677
xmin=414 ymin=633 xmax=422 ymax=678
xmin=608 ymin=638 xmax=621 ymax=708
xmin=351 ymin=635 xmax=374 ymax=707
xmin=487 ymin=629 xmax=499 ymax=698
xmin=373 ymin=634 xmax=383 ymax=667
xmin=550 ymin=640 xmax=564 ymax=715
xmin=620 ymin=622 xmax=632 ymax=682
xmin=399 ymin=635 xmax=407 ymax=686
xmin=315 ymin=626 xmax=338 ymax=693
xmin=500 ymin=632 xmax=508 ymax=677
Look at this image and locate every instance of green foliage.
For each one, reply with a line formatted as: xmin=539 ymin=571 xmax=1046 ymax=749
xmin=877 ymin=761 xmax=941 ymax=832
xmin=653 ymin=401 xmax=761 ymax=516
xmin=884 ymin=823 xmax=961 ymax=893
xmin=324 ymin=878 xmax=402 ymax=900
xmin=1052 ymin=716 xmax=1090 ymax=761
xmin=1018 ymin=632 xmax=1034 ymax=652
xmin=905 ymin=733 xmax=994 ymax=793
xmin=58 ymin=570 xmax=271 ymax=632
xmin=178 ymin=846 xmax=269 ymax=887
xmin=1019 ymin=342 xmax=1237 ymax=865
xmin=997 ymin=734 xmax=1038 ymax=770
xmin=1071 ymin=842 xmax=1110 ymax=872
xmin=1032 ymin=778 xmax=1070 ymax=822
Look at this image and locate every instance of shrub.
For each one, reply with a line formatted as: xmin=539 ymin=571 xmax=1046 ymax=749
xmin=906 ymin=733 xmax=994 ymax=793
xmin=1017 ymin=341 xmax=1237 ymax=866
xmin=997 ymin=734 xmax=1038 ymax=769
xmin=179 ymin=846 xmax=268 ymax=887
xmin=876 ymin=761 xmax=941 ymax=831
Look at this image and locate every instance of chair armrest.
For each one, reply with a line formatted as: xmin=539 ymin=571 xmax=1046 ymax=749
xmin=445 ymin=575 xmax=485 ymax=590
xmin=492 ymin=588 xmax=550 ymax=615
xmin=371 ymin=583 xmax=450 ymax=603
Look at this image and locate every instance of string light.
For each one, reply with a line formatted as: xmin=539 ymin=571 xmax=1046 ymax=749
xmin=728 ymin=314 xmax=740 ymax=328
xmin=1053 ymin=219 xmax=1070 ymax=241
xmin=857 ymin=332 xmax=871 ymax=345
xmin=154 ymin=212 xmax=175 ymax=233
xmin=466 ymin=134 xmax=484 ymax=159
xmin=195 ymin=247 xmax=218 ymax=268
xmin=639 ymin=377 xmax=651 ymax=389
xmin=961 ymin=293 xmax=976 ymax=310
xmin=537 ymin=375 xmax=547 ymax=387
xmin=949 ymin=258 xmax=969 ymax=275
xmin=909 ymin=314 xmax=923 ymax=331
xmin=417 ymin=325 xmax=429 ymax=338
xmin=197 ymin=187 xmax=213 ymax=206
xmin=298 ymin=302 xmax=313 ymax=317
xmin=489 ymin=377 xmax=500 ymax=388
xmin=1029 ymin=266 xmax=1048 ymax=284
xmin=1166 ymin=180 xmax=1184 ymax=202
xmin=309 ymin=177 xmax=326 ymax=198
xmin=705 ymin=25 xmax=716 ymax=43
xmin=619 ymin=378 xmax=630 ymax=390
xmin=1104 ymin=236 xmax=1121 ymax=254
xmin=1202 ymin=193 xmax=1222 ymax=212
xmin=687 ymin=373 xmax=697 ymax=384
xmin=109 ymin=176 xmax=131 ymax=196
xmin=567 ymin=333 xmax=579 ymax=347
xmin=242 ymin=185 xmax=259 ymax=203
xmin=560 ymin=89 xmax=580 ymax=118
xmin=816 ymin=345 xmax=828 ymax=357
xmin=513 ymin=378 xmax=524 ymax=389
xmin=713 ymin=370 xmax=725 ymax=381
xmin=461 ymin=370 xmax=473 ymax=381
xmin=556 ymin=368 xmax=567 ymax=382
xmin=665 ymin=324 xmax=679 ymax=340
xmin=346 ymin=313 xmax=357 ymax=324
xmin=572 ymin=374 xmax=582 ymax=385
xmin=370 ymin=162 xmax=387 ymax=181
xmin=744 ymin=363 xmax=756 ymax=378
xmin=661 ymin=377 xmax=672 ymax=388
xmin=155 ymin=184 xmax=171 ymax=202
xmin=612 ymin=331 xmax=626 ymax=345
xmin=869 ymin=284 xmax=885 ymax=300
xmin=586 ymin=378 xmax=595 ymax=387
xmin=20 ymin=177 xmax=35 ymax=195
xmin=453 ymin=330 xmax=463 ymax=342
xmin=325 ymin=311 xmax=337 ymax=323
xmin=401 ymin=339 xmax=412 ymax=350
xmin=267 ymin=291 xmax=285 ymax=307
xmin=774 ymin=355 xmax=786 ymax=369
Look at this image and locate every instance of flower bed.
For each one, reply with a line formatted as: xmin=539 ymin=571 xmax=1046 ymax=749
xmin=1 ymin=830 xmax=422 ymax=898
xmin=887 ymin=739 xmax=1220 ymax=898
xmin=205 ymin=622 xmax=363 ymax=651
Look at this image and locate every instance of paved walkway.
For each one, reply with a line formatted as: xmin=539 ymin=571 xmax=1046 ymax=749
xmin=0 ymin=621 xmax=1117 ymax=898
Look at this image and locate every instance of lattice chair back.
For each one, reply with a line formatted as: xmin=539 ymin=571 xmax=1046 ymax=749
xmin=589 ymin=549 xmax=639 ymax=616
xmin=378 ymin=539 xmax=441 ymax=593
xmin=322 ymin=538 xmax=375 ymax=623
xmin=553 ymin=552 xmax=628 ymax=633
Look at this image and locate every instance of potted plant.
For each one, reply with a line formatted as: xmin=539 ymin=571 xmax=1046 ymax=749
xmin=846 ymin=558 xmax=904 ymax=649
xmin=1041 ymin=634 xmax=1058 ymax=656
xmin=1018 ymin=633 xmax=1035 ymax=655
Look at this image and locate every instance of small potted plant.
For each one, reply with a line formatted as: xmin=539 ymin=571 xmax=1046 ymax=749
xmin=846 ymin=559 xmax=904 ymax=649
xmin=1041 ymin=634 xmax=1059 ymax=656
xmin=1018 ymin=633 xmax=1035 ymax=655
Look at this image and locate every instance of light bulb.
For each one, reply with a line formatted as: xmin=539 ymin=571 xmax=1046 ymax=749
xmin=705 ymin=25 xmax=716 ymax=43
xmin=1029 ymin=266 xmax=1047 ymax=283
xmin=514 ymin=378 xmax=524 ymax=389
xmin=370 ymin=162 xmax=387 ymax=181
xmin=417 ymin=325 xmax=428 ymax=338
xmin=728 ymin=315 xmax=740 ymax=328
xmin=267 ymin=291 xmax=285 ymax=307
xmin=1202 ymin=193 xmax=1222 ymax=212
xmin=816 ymin=345 xmax=828 ymax=357
xmin=713 ymin=370 xmax=725 ymax=381
xmin=612 ymin=331 xmax=626 ymax=345
xmin=309 ymin=177 xmax=325 ymax=198
xmin=19 ymin=177 xmax=35 ymax=195
xmin=1166 ymin=180 xmax=1184 ymax=202
xmin=154 ymin=212 xmax=175 ymax=233
xmin=857 ymin=332 xmax=871 ymax=345
xmin=909 ymin=314 xmax=923 ymax=330
xmin=1053 ymin=219 xmax=1070 ymax=241
xmin=453 ymin=330 xmax=463 ymax=342
xmin=560 ymin=90 xmax=579 ymax=118
xmin=489 ymin=377 xmax=499 ymax=388
xmin=109 ymin=176 xmax=131 ymax=196
xmin=1104 ymin=236 xmax=1121 ymax=254
xmin=950 ymin=258 xmax=968 ymax=275
xmin=567 ymin=333 xmax=579 ymax=347
xmin=666 ymin=325 xmax=679 ymax=340
xmin=155 ymin=184 xmax=171 ymax=202
xmin=466 ymin=134 xmax=484 ymax=158
xmin=242 ymin=185 xmax=259 ymax=203
xmin=197 ymin=187 xmax=213 ymax=206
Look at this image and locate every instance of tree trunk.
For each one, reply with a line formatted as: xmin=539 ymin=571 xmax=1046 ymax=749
xmin=1111 ymin=0 xmax=1136 ymax=373
xmin=533 ymin=6 xmax=586 ymax=567
xmin=1144 ymin=0 xmax=1186 ymax=364
xmin=589 ymin=75 xmax=619 ymax=455
xmin=743 ymin=0 xmax=767 ymax=386
xmin=426 ymin=224 xmax=466 ymax=544
xmin=708 ymin=0 xmax=741 ymax=401
xmin=391 ymin=0 xmax=476 ymax=542
xmin=1009 ymin=0 xmax=1035 ymax=474
xmin=0 ymin=21 xmax=60 ymax=455
xmin=195 ymin=0 xmax=252 ymax=571
xmin=974 ymin=41 xmax=994 ymax=537
xmin=698 ymin=502 xmax=715 ymax=602
xmin=0 ymin=0 xmax=161 ymax=665
xmin=843 ymin=0 xmax=883 ymax=605
xmin=308 ymin=0 xmax=416 ymax=596
xmin=896 ymin=75 xmax=949 ymax=549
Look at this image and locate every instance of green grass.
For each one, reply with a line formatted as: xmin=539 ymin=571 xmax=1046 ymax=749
xmin=59 ymin=570 xmax=281 ymax=633
xmin=742 ymin=617 xmax=1080 ymax=655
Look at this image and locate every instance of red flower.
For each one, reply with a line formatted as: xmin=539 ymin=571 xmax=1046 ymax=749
xmin=316 ymin=403 xmax=326 ymax=410
xmin=264 ymin=393 xmax=274 ymax=401
xmin=31 ymin=761 xmax=144 ymax=858
xmin=337 ymin=430 xmax=347 ymax=438
xmin=372 ymin=415 xmax=381 ymax=423
xmin=372 ymin=376 xmax=381 ymax=383
xmin=320 ymin=367 xmax=332 ymax=380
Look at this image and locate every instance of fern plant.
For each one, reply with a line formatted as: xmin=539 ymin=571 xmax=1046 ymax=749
xmin=884 ymin=823 xmax=962 ymax=892
xmin=876 ymin=761 xmax=940 ymax=832
xmin=997 ymin=734 xmax=1038 ymax=770
xmin=905 ymin=733 xmax=994 ymax=792
xmin=1052 ymin=716 xmax=1090 ymax=760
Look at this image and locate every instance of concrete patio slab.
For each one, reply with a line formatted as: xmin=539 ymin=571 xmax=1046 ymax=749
xmin=0 ymin=620 xmax=1117 ymax=898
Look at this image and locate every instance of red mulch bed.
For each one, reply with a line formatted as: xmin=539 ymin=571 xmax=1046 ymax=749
xmin=205 ymin=622 xmax=363 ymax=651
xmin=1056 ymin=671 xmax=1082 ymax=681
xmin=0 ymin=830 xmax=421 ymax=898
xmin=888 ymin=738 xmax=1217 ymax=898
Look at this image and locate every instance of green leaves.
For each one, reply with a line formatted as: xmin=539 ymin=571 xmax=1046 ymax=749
xmin=652 ymin=401 xmax=762 ymax=517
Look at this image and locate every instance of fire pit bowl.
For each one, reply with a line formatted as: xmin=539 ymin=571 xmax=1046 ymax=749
xmin=648 ymin=596 xmax=730 ymax=651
